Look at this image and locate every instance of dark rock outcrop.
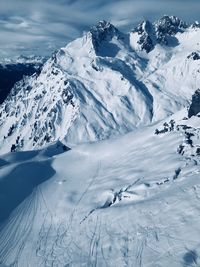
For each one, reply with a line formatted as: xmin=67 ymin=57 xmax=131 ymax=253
xmin=187 ymin=52 xmax=200 ymax=61
xmin=136 ymin=21 xmax=155 ymax=53
xmin=188 ymin=89 xmax=200 ymax=118
xmin=154 ymin=15 xmax=188 ymax=41
xmin=134 ymin=15 xmax=189 ymax=53
xmin=90 ymin=20 xmax=119 ymax=52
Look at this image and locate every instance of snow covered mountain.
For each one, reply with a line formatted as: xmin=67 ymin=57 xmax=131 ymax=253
xmin=1 ymin=15 xmax=200 ymax=267
xmin=0 ymin=16 xmax=199 ymax=154
xmin=1 ymin=107 xmax=200 ymax=266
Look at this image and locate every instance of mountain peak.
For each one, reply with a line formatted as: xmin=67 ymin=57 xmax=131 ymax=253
xmin=191 ymin=21 xmax=200 ymax=28
xmin=134 ymin=15 xmax=191 ymax=52
xmin=136 ymin=20 xmax=152 ymax=34
xmin=135 ymin=20 xmax=154 ymax=53
xmin=154 ymin=15 xmax=188 ymax=35
xmin=0 ymin=16 xmax=199 ymax=153
xmin=89 ymin=20 xmax=119 ymax=51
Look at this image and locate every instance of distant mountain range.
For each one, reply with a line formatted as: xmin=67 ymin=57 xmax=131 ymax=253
xmin=0 ymin=56 xmax=46 ymax=104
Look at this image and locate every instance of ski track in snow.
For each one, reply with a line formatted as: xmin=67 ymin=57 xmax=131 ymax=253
xmin=1 ymin=114 xmax=200 ymax=266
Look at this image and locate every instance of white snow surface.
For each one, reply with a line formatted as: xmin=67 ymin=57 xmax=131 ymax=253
xmin=0 ymin=18 xmax=200 ymax=266
xmin=0 ymin=21 xmax=199 ymax=153
xmin=1 ymin=111 xmax=200 ymax=266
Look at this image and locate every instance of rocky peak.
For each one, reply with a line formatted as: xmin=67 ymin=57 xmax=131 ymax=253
xmin=191 ymin=21 xmax=200 ymax=29
xmin=135 ymin=15 xmax=189 ymax=52
xmin=136 ymin=20 xmax=152 ymax=35
xmin=89 ymin=20 xmax=119 ymax=51
xmin=154 ymin=15 xmax=188 ymax=45
xmin=154 ymin=15 xmax=188 ymax=35
xmin=135 ymin=20 xmax=154 ymax=53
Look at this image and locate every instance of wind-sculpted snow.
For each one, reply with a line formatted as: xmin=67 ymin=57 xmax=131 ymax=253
xmin=0 ymin=16 xmax=199 ymax=154
xmin=1 ymin=110 xmax=200 ymax=266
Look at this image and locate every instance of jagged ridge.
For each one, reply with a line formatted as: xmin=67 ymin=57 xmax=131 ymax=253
xmin=0 ymin=16 xmax=199 ymax=154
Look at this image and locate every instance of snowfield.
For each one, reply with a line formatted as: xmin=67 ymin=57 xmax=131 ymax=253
xmin=1 ymin=110 xmax=200 ymax=266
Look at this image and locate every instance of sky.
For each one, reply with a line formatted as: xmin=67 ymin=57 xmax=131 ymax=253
xmin=0 ymin=0 xmax=200 ymax=59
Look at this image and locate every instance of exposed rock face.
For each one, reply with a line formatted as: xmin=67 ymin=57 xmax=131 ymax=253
xmin=191 ymin=21 xmax=200 ymax=28
xmin=134 ymin=15 xmax=189 ymax=52
xmin=136 ymin=21 xmax=154 ymax=53
xmin=187 ymin=52 xmax=200 ymax=60
xmin=0 ymin=17 xmax=199 ymax=154
xmin=89 ymin=20 xmax=119 ymax=52
xmin=188 ymin=89 xmax=200 ymax=118
xmin=154 ymin=15 xmax=188 ymax=42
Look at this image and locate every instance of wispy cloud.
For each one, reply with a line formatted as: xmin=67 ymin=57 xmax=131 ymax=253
xmin=0 ymin=0 xmax=199 ymax=58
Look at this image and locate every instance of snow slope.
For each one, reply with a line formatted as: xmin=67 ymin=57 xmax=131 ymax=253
xmin=0 ymin=17 xmax=199 ymax=154
xmin=0 ymin=56 xmax=46 ymax=104
xmin=0 ymin=16 xmax=200 ymax=267
xmin=1 ymin=110 xmax=200 ymax=266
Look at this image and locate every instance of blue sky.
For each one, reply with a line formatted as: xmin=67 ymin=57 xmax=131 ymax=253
xmin=0 ymin=0 xmax=199 ymax=58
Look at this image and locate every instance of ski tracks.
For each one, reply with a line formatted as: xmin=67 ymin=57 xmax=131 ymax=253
xmin=0 ymin=188 xmax=39 ymax=266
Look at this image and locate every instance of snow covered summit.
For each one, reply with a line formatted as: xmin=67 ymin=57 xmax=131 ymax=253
xmin=89 ymin=20 xmax=120 ymax=52
xmin=0 ymin=17 xmax=199 ymax=154
xmin=1 ymin=16 xmax=200 ymax=267
xmin=132 ymin=15 xmax=197 ymax=52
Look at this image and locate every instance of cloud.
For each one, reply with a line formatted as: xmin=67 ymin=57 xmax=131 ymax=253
xmin=0 ymin=0 xmax=199 ymax=59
